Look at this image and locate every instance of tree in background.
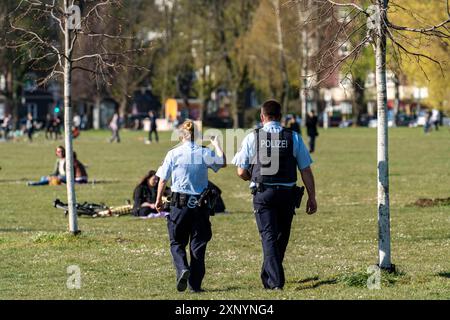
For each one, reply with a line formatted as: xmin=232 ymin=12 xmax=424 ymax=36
xmin=241 ymin=1 xmax=300 ymax=115
xmin=389 ymin=1 xmax=450 ymax=112
xmin=106 ymin=0 xmax=157 ymax=115
xmin=8 ymin=0 xmax=144 ymax=234
xmin=295 ymin=0 xmax=449 ymax=271
xmin=0 ymin=1 xmax=36 ymax=128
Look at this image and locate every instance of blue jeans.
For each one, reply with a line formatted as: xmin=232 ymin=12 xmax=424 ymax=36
xmin=29 ymin=176 xmax=67 ymax=186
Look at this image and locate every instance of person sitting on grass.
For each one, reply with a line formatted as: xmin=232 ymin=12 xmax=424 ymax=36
xmin=132 ymin=170 xmax=170 ymax=217
xmin=28 ymin=146 xmax=88 ymax=186
xmin=73 ymin=152 xmax=88 ymax=184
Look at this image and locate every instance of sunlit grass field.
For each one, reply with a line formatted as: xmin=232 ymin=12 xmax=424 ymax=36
xmin=0 ymin=127 xmax=449 ymax=300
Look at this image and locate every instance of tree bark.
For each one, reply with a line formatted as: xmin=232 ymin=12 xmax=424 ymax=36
xmin=273 ymin=0 xmax=290 ymax=115
xmin=297 ymin=0 xmax=309 ymax=128
xmin=375 ymin=0 xmax=391 ymax=270
xmin=64 ymin=0 xmax=79 ymax=234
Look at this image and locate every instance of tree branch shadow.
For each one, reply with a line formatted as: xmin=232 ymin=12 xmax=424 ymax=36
xmin=290 ymin=276 xmax=338 ymax=291
xmin=437 ymin=272 xmax=450 ymax=279
xmin=203 ymin=286 xmax=243 ymax=292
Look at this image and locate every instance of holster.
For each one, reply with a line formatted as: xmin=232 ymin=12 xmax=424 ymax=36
xmin=199 ymin=188 xmax=219 ymax=216
xmin=170 ymin=193 xmax=184 ymax=208
xmin=250 ymin=183 xmax=265 ymax=195
xmin=294 ymin=186 xmax=305 ymax=209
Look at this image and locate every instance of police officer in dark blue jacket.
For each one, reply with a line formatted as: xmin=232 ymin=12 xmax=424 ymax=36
xmin=232 ymin=100 xmax=318 ymax=290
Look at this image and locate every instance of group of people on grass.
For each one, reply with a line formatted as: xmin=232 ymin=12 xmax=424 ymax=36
xmin=1 ymin=113 xmax=64 ymax=142
xmin=109 ymin=110 xmax=159 ymax=145
xmin=283 ymin=111 xmax=319 ymax=154
xmin=25 ymin=146 xmax=193 ymax=219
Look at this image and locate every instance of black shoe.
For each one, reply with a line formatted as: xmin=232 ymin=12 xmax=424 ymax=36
xmin=190 ymin=288 xmax=205 ymax=293
xmin=273 ymin=287 xmax=283 ymax=290
xmin=177 ymin=269 xmax=190 ymax=292
xmin=188 ymin=284 xmax=204 ymax=293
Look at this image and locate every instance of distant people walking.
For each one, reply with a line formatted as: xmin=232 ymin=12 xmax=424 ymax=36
xmin=306 ymin=110 xmax=319 ymax=153
xmin=73 ymin=113 xmax=81 ymax=130
xmin=424 ymin=110 xmax=432 ymax=134
xmin=109 ymin=110 xmax=121 ymax=143
xmin=288 ymin=116 xmax=301 ymax=135
xmin=431 ymin=109 xmax=440 ymax=131
xmin=1 ymin=113 xmax=12 ymax=140
xmin=146 ymin=110 xmax=159 ymax=144
xmin=52 ymin=115 xmax=62 ymax=140
xmin=45 ymin=114 xmax=53 ymax=140
xmin=25 ymin=113 xmax=35 ymax=142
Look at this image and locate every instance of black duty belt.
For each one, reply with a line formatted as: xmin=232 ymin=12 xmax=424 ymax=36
xmin=263 ymin=184 xmax=295 ymax=190
xmin=251 ymin=183 xmax=295 ymax=194
xmin=251 ymin=184 xmax=305 ymax=209
xmin=171 ymin=192 xmax=202 ymax=209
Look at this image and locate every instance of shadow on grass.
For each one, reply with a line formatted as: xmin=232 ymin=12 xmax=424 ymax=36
xmin=437 ymin=272 xmax=450 ymax=279
xmin=90 ymin=180 xmax=122 ymax=185
xmin=0 ymin=228 xmax=35 ymax=233
xmin=204 ymin=286 xmax=244 ymax=292
xmin=0 ymin=179 xmax=120 ymax=185
xmin=290 ymin=276 xmax=338 ymax=291
xmin=0 ymin=178 xmax=28 ymax=184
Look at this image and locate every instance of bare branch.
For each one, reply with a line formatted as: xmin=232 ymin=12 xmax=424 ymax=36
xmin=388 ymin=21 xmax=450 ymax=38
xmin=314 ymin=0 xmax=366 ymax=14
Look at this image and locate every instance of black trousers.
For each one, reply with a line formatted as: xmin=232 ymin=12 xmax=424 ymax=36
xmin=148 ymin=128 xmax=159 ymax=142
xmin=167 ymin=205 xmax=212 ymax=291
xmin=308 ymin=135 xmax=316 ymax=153
xmin=27 ymin=128 xmax=34 ymax=142
xmin=253 ymin=188 xmax=296 ymax=289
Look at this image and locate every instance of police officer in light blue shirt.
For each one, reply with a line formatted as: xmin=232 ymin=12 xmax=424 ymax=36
xmin=232 ymin=100 xmax=317 ymax=290
xmin=155 ymin=120 xmax=226 ymax=293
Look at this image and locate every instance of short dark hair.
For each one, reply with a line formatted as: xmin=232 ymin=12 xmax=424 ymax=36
xmin=261 ymin=100 xmax=282 ymax=120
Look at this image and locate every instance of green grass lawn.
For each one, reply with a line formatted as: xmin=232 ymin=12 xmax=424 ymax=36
xmin=0 ymin=127 xmax=449 ymax=300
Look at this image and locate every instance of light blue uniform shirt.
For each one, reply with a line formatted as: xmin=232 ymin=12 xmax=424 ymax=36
xmin=232 ymin=121 xmax=313 ymax=187
xmin=157 ymin=141 xmax=224 ymax=195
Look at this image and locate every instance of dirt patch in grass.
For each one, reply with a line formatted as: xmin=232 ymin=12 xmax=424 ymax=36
xmin=413 ymin=197 xmax=450 ymax=208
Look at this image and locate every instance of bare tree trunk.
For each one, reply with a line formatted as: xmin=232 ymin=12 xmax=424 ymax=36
xmin=119 ymin=97 xmax=127 ymax=116
xmin=273 ymin=0 xmax=289 ymax=115
xmin=394 ymin=74 xmax=400 ymax=126
xmin=375 ymin=0 xmax=391 ymax=270
xmin=10 ymin=69 xmax=19 ymax=131
xmin=64 ymin=0 xmax=78 ymax=234
xmin=297 ymin=0 xmax=309 ymax=128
